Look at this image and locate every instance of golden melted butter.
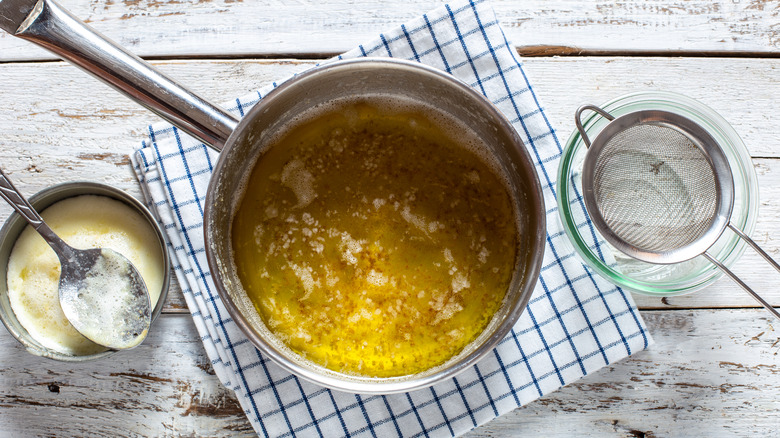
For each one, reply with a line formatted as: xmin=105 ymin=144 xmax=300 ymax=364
xmin=232 ymin=100 xmax=517 ymax=377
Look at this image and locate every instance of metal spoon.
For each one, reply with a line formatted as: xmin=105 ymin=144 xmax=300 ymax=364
xmin=0 ymin=169 xmax=151 ymax=350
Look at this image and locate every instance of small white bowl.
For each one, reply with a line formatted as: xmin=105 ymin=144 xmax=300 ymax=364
xmin=0 ymin=182 xmax=170 ymax=361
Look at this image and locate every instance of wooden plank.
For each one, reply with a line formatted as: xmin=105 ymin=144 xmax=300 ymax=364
xmin=525 ymin=57 xmax=780 ymax=160
xmin=0 ymin=57 xmax=777 ymax=176
xmin=465 ymin=309 xmax=780 ymax=437
xmin=1 ymin=310 xmax=776 ymax=436
xmin=0 ymin=314 xmax=255 ymax=437
xmin=0 ymin=0 xmax=777 ymax=61
xmin=0 ymin=57 xmax=779 ymax=311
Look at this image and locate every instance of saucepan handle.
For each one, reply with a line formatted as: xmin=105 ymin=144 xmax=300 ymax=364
xmin=0 ymin=0 xmax=238 ymax=151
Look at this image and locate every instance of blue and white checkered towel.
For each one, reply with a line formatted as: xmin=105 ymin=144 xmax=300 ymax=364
xmin=132 ymin=0 xmax=651 ymax=436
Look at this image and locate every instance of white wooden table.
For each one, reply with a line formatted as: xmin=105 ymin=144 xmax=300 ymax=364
xmin=0 ymin=1 xmax=778 ymax=436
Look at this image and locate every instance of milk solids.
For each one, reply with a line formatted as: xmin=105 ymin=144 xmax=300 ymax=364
xmin=7 ymin=195 xmax=165 ymax=355
xmin=231 ymin=99 xmax=519 ymax=377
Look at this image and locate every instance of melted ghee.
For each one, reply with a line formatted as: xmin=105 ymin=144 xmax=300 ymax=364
xmin=231 ymin=100 xmax=517 ymax=377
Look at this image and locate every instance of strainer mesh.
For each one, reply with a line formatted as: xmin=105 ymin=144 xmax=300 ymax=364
xmin=593 ymin=123 xmax=718 ymax=253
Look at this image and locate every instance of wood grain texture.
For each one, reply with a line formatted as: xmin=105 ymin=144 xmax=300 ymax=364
xmin=1 ymin=310 xmax=776 ymax=437
xmin=0 ymin=0 xmax=779 ymax=428
xmin=0 ymin=56 xmax=777 ymax=311
xmin=465 ymin=309 xmax=780 ymax=437
xmin=0 ymin=0 xmax=777 ymax=61
xmin=0 ymin=315 xmax=254 ymax=437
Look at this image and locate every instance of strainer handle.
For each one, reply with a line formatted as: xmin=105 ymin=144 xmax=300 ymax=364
xmin=703 ymin=223 xmax=780 ymax=320
xmin=575 ymin=105 xmax=615 ymax=148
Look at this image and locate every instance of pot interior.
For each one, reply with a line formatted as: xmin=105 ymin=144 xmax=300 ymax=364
xmin=205 ymin=58 xmax=545 ymax=393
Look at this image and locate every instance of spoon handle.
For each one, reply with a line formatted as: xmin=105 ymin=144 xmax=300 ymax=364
xmin=0 ymin=167 xmax=44 ymax=227
xmin=0 ymin=167 xmax=72 ymax=256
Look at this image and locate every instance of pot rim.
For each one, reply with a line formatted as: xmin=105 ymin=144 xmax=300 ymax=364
xmin=204 ymin=58 xmax=546 ymax=393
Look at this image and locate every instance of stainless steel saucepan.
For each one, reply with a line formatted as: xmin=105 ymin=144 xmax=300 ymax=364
xmin=0 ymin=0 xmax=546 ymax=393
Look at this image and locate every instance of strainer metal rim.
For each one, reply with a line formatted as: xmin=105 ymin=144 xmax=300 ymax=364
xmin=580 ymin=109 xmax=735 ymax=264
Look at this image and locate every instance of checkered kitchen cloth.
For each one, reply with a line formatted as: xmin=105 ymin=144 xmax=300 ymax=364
xmin=131 ymin=0 xmax=651 ymax=436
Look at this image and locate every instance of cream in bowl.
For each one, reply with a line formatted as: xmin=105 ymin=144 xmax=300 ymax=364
xmin=0 ymin=183 xmax=170 ymax=360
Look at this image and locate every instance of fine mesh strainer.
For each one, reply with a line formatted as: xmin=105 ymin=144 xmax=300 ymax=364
xmin=575 ymin=105 xmax=780 ymax=320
